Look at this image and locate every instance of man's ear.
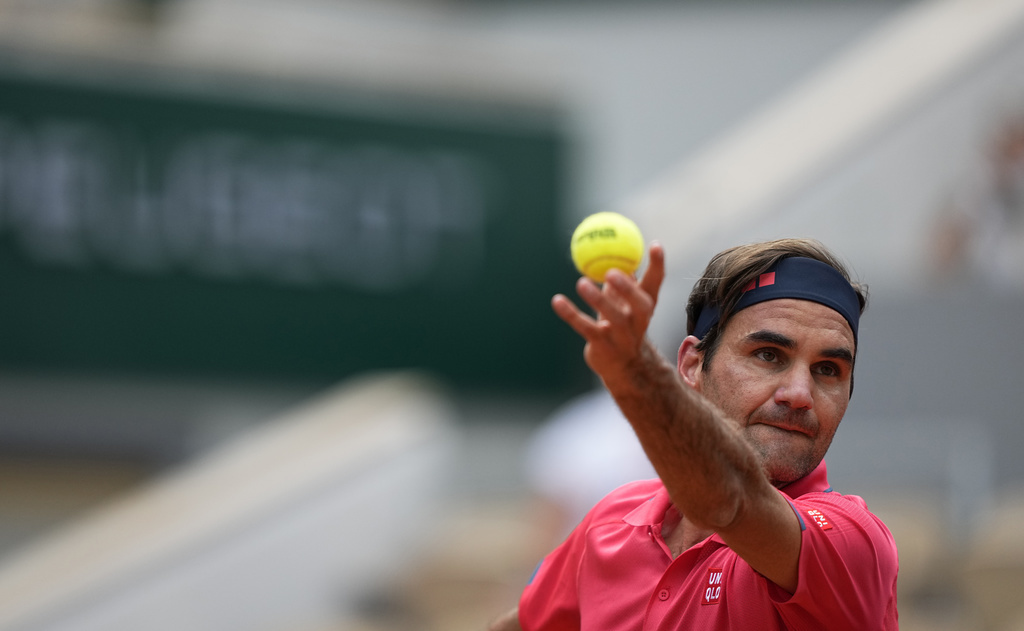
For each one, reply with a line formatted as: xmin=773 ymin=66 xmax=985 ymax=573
xmin=677 ymin=335 xmax=703 ymax=389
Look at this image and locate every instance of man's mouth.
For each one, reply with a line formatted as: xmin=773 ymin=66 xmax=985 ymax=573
xmin=750 ymin=415 xmax=815 ymax=437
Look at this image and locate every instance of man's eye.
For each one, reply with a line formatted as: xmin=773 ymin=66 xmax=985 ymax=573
xmin=755 ymin=350 xmax=778 ymax=363
xmin=815 ymin=363 xmax=840 ymax=377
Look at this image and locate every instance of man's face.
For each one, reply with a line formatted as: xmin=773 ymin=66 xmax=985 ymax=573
xmin=689 ymin=299 xmax=855 ymax=487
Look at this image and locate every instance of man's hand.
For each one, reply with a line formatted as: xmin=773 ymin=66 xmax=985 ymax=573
xmin=551 ymin=243 xmax=665 ymax=382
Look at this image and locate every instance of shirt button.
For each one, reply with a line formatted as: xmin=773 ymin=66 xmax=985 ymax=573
xmin=658 ymin=588 xmax=670 ymax=601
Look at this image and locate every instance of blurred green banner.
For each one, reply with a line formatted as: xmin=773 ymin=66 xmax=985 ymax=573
xmin=0 ymin=71 xmax=586 ymax=393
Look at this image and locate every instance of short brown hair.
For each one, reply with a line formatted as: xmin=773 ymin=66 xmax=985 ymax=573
xmin=686 ymin=238 xmax=868 ymax=370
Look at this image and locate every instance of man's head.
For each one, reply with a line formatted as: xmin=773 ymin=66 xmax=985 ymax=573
xmin=678 ymin=239 xmax=868 ymax=486
xmin=684 ymin=238 xmax=868 ymax=377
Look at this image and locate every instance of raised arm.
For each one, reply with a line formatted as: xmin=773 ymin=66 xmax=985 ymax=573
xmin=550 ymin=244 xmax=801 ymax=592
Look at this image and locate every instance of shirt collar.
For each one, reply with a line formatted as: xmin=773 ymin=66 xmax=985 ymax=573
xmin=622 ymin=460 xmax=832 ymax=527
xmin=623 ymin=485 xmax=674 ymax=527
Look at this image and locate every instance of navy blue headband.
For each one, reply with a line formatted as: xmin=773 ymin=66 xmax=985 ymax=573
xmin=692 ymin=257 xmax=860 ymax=343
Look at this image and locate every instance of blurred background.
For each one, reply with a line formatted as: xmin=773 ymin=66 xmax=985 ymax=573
xmin=0 ymin=0 xmax=1022 ymax=629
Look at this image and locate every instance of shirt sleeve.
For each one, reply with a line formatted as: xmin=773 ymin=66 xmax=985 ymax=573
xmin=769 ymin=491 xmax=900 ymax=630
xmin=517 ymin=514 xmax=587 ymax=631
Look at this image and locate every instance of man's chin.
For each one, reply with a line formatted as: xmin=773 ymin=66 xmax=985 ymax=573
xmin=767 ymin=467 xmax=807 ymax=489
xmin=744 ymin=427 xmax=826 ymax=486
xmin=752 ymin=444 xmax=818 ymax=488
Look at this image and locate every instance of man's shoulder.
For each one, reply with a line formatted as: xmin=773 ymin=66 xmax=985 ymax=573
xmin=789 ymin=489 xmax=897 ymax=548
xmin=792 ymin=489 xmax=874 ymax=517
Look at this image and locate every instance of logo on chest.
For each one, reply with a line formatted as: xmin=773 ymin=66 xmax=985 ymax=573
xmin=701 ymin=568 xmax=724 ymax=605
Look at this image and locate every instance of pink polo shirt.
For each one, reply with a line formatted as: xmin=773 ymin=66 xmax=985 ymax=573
xmin=519 ymin=461 xmax=898 ymax=631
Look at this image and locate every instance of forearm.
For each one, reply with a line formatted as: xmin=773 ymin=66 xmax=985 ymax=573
xmin=603 ymin=338 xmax=763 ymax=530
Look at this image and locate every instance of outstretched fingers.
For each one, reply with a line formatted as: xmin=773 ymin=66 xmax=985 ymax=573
xmin=552 ymin=242 xmax=667 ymax=371
xmin=639 ymin=242 xmax=666 ymax=307
xmin=551 ymin=293 xmax=600 ymax=339
xmin=602 ymin=241 xmax=664 ymax=326
xmin=552 ymin=243 xmax=666 ymax=338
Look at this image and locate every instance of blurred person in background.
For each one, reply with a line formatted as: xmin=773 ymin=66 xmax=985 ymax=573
xmin=523 ymin=387 xmax=656 ymax=547
xmin=929 ymin=112 xmax=1024 ymax=290
xmin=489 ymin=238 xmax=898 ymax=630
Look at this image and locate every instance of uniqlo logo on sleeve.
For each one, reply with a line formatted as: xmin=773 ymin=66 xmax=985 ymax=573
xmin=701 ymin=568 xmax=724 ymax=605
xmin=807 ymin=509 xmax=833 ymax=530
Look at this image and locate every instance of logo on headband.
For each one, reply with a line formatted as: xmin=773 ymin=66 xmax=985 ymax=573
xmin=742 ymin=272 xmax=776 ymax=293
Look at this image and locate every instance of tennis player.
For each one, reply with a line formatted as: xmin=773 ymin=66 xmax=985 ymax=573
xmin=488 ymin=238 xmax=898 ymax=630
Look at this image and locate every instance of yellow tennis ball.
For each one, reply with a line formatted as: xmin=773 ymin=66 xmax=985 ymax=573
xmin=570 ymin=212 xmax=644 ymax=282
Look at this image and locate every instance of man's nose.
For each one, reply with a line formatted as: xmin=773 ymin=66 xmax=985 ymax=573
xmin=774 ymin=367 xmax=814 ymax=410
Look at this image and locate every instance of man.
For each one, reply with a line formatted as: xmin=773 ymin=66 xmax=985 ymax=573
xmin=489 ymin=238 xmax=899 ymax=630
